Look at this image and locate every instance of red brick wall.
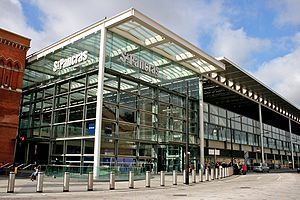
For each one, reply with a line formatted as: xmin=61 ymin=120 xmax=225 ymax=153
xmin=0 ymin=28 xmax=30 ymax=164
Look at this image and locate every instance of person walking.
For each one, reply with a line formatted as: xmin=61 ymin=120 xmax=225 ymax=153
xmin=30 ymin=166 xmax=38 ymax=181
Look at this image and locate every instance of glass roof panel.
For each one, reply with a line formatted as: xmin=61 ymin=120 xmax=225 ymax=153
xmin=24 ymin=31 xmax=101 ymax=88
xmin=118 ymin=20 xmax=159 ymax=42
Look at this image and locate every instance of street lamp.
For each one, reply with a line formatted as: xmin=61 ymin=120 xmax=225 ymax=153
xmin=229 ymin=115 xmax=241 ymax=165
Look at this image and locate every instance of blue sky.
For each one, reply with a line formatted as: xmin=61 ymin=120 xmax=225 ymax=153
xmin=2 ymin=0 xmax=300 ymax=107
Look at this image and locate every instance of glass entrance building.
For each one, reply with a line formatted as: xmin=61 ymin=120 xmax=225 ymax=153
xmin=19 ymin=8 xmax=300 ymax=176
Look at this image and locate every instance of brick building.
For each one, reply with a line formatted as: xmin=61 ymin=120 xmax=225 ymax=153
xmin=0 ymin=28 xmax=30 ymax=164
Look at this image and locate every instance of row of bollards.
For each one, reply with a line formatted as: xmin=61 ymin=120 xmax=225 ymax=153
xmin=7 ymin=167 xmax=234 ymax=193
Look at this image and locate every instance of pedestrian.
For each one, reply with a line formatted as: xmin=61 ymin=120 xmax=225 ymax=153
xmin=242 ymin=164 xmax=247 ymax=175
xmin=30 ymin=166 xmax=38 ymax=181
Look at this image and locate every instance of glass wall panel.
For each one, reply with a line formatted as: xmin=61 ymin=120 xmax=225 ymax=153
xmin=140 ymin=112 xmax=156 ymax=127
xmin=120 ymin=92 xmax=137 ymax=108
xmin=69 ymin=105 xmax=84 ymax=121
xmin=84 ymin=120 xmax=96 ymax=136
xmin=52 ymin=141 xmax=64 ymax=155
xmin=119 ymin=107 xmax=136 ymax=123
xmin=103 ymin=89 xmax=117 ymax=104
xmin=118 ymin=140 xmax=136 ymax=156
xmin=240 ymin=132 xmax=247 ymax=144
xmin=119 ymin=123 xmax=136 ymax=139
xmin=41 ymin=127 xmax=51 ymax=137
xmin=101 ymin=120 xmax=116 ymax=137
xmin=172 ymin=106 xmax=184 ymax=119
xmin=84 ymin=139 xmax=94 ymax=154
xmin=70 ymin=91 xmax=85 ymax=106
xmin=234 ymin=131 xmax=241 ymax=143
xmin=56 ymin=82 xmax=69 ymax=94
xmin=172 ymin=96 xmax=183 ymax=107
xmin=173 ymin=119 xmax=184 ymax=132
xmin=104 ymin=74 xmax=118 ymax=89
xmin=54 ymin=109 xmax=67 ymax=123
xmin=53 ymin=124 xmax=65 ymax=138
xmin=158 ymin=102 xmax=170 ymax=116
xmin=55 ymin=96 xmax=68 ymax=109
xmin=87 ymin=87 xmax=97 ymax=103
xmin=71 ymin=76 xmax=86 ymax=91
xmin=43 ymin=98 xmax=53 ymax=112
xmin=140 ymin=126 xmax=155 ymax=141
xmin=171 ymin=132 xmax=183 ymax=142
xmin=68 ymin=122 xmax=83 ymax=137
xmin=101 ymin=138 xmax=114 ymax=156
xmin=158 ymin=130 xmax=168 ymax=142
xmin=102 ymin=103 xmax=116 ymax=120
xmin=139 ymin=144 xmax=154 ymax=157
xmin=120 ymin=78 xmax=138 ymax=93
xmin=139 ymin=97 xmax=154 ymax=112
xmin=66 ymin=140 xmax=81 ymax=154
xmin=86 ymin=103 xmax=96 ymax=119
xmin=140 ymin=85 xmax=153 ymax=98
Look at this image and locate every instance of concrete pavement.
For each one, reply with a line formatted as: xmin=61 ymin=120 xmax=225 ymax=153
xmin=0 ymin=172 xmax=299 ymax=200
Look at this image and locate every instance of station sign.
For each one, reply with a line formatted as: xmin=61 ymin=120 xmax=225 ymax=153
xmin=53 ymin=50 xmax=88 ymax=72
xmin=120 ymin=51 xmax=159 ymax=76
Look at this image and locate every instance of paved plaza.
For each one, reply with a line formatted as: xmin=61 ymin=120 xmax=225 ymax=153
xmin=0 ymin=172 xmax=299 ymax=200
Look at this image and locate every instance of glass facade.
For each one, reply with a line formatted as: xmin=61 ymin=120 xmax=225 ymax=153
xmin=19 ymin=14 xmax=300 ymax=174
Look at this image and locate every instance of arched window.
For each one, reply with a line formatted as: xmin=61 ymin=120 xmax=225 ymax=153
xmin=0 ymin=59 xmax=4 ymax=85
xmin=12 ymin=63 xmax=20 ymax=89
xmin=4 ymin=61 xmax=12 ymax=86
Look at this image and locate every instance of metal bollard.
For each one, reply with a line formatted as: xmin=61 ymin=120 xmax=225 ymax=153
xmin=220 ymin=168 xmax=223 ymax=178
xmin=88 ymin=171 xmax=93 ymax=191
xmin=215 ymin=167 xmax=219 ymax=179
xmin=205 ymin=168 xmax=208 ymax=181
xmin=63 ymin=172 xmax=70 ymax=192
xmin=208 ymin=170 xmax=211 ymax=181
xmin=219 ymin=168 xmax=222 ymax=179
xmin=129 ymin=171 xmax=134 ymax=189
xmin=7 ymin=172 xmax=15 ymax=193
xmin=160 ymin=171 xmax=165 ymax=186
xmin=145 ymin=171 xmax=151 ymax=188
xmin=192 ymin=169 xmax=196 ymax=183
xmin=172 ymin=170 xmax=177 ymax=185
xmin=36 ymin=172 xmax=44 ymax=193
xmin=211 ymin=168 xmax=214 ymax=180
xmin=227 ymin=168 xmax=229 ymax=177
xmin=199 ymin=169 xmax=203 ymax=182
xmin=109 ymin=171 xmax=115 ymax=190
xmin=183 ymin=170 xmax=186 ymax=184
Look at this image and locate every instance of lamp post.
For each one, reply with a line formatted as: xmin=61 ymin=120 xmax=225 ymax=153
xmin=229 ymin=115 xmax=241 ymax=165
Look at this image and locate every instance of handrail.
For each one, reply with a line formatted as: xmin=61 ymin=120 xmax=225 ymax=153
xmin=17 ymin=163 xmax=25 ymax=168
xmin=22 ymin=163 xmax=35 ymax=170
xmin=7 ymin=164 xmax=14 ymax=169
xmin=0 ymin=163 xmax=10 ymax=169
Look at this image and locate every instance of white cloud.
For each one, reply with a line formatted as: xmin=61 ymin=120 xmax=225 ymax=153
xmin=271 ymin=0 xmax=300 ymax=26
xmin=0 ymin=0 xmax=227 ymax=53
xmin=210 ymin=23 xmax=271 ymax=68
xmin=254 ymin=42 xmax=300 ymax=107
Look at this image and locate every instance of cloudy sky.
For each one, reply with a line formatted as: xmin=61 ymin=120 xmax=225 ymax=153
xmin=1 ymin=0 xmax=300 ymax=107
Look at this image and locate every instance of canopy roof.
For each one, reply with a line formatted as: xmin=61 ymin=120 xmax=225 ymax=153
xmin=26 ymin=8 xmax=225 ymax=76
xmin=203 ymin=57 xmax=300 ymax=125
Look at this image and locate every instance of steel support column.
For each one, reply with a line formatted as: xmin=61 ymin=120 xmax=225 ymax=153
xmin=259 ymin=104 xmax=265 ymax=164
xmin=93 ymin=24 xmax=107 ymax=178
xmin=199 ymin=76 xmax=205 ymax=171
xmin=288 ymin=119 xmax=295 ymax=169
